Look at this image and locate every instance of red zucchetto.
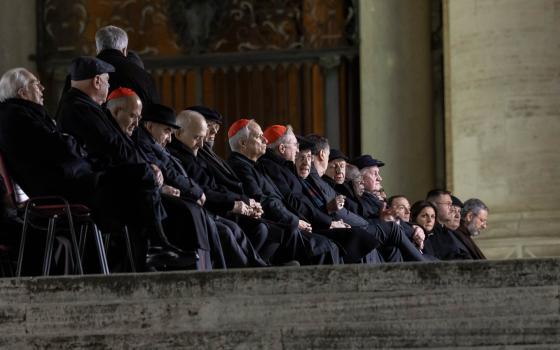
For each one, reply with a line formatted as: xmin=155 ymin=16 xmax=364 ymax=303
xmin=227 ymin=119 xmax=251 ymax=138
xmin=107 ymin=87 xmax=137 ymax=101
xmin=263 ymin=125 xmax=287 ymax=144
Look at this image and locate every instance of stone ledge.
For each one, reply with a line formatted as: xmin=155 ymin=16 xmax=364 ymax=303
xmin=0 ymin=259 xmax=559 ymax=349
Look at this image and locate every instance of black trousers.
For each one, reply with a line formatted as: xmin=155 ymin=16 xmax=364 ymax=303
xmin=214 ymin=216 xmax=267 ymax=268
xmin=315 ymin=227 xmax=377 ymax=263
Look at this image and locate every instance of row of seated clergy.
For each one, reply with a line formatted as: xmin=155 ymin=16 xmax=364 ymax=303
xmin=255 ymin=125 xmax=429 ymax=263
xmin=0 ymin=65 xmax=199 ymax=272
xmin=57 ymin=59 xmax=338 ymax=268
xmin=167 ymin=111 xmax=338 ymax=265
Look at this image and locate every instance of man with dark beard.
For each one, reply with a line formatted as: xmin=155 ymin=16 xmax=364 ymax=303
xmin=451 ymin=198 xmax=488 ymax=260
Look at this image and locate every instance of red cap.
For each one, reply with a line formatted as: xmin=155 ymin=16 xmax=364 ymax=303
xmin=228 ymin=119 xmax=251 ymax=138
xmin=107 ymin=87 xmax=137 ymax=101
xmin=263 ymin=125 xmax=287 ymax=144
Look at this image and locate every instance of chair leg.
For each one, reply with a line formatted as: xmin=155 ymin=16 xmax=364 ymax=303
xmin=42 ymin=216 xmax=58 ymax=276
xmin=65 ymin=213 xmax=83 ymax=275
xmin=16 ymin=211 xmax=31 ymax=277
xmin=123 ymin=226 xmax=136 ymax=273
xmin=78 ymin=223 xmax=88 ymax=261
xmin=92 ymin=224 xmax=110 ymax=275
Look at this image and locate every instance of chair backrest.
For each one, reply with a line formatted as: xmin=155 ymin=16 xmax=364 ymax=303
xmin=0 ymin=151 xmax=16 ymax=208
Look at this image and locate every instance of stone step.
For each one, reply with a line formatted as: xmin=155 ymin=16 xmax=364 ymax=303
xmin=0 ymin=259 xmax=558 ymax=349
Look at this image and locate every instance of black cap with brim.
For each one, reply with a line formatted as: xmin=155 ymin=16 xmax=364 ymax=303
xmin=142 ymin=103 xmax=180 ymax=129
xmin=351 ymin=154 xmax=385 ymax=170
xmin=328 ymin=149 xmax=349 ymax=162
xmin=186 ymin=105 xmax=223 ymax=125
xmin=451 ymin=195 xmax=463 ymax=208
xmin=70 ymin=56 xmax=115 ymax=81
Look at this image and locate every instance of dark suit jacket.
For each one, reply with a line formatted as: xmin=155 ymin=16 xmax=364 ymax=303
xmin=0 ymin=98 xmax=95 ymax=201
xmin=452 ymin=225 xmax=486 ymax=260
xmin=259 ymin=150 xmax=332 ymax=229
xmin=134 ymin=127 xmax=203 ymax=201
xmin=303 ymin=170 xmax=369 ymax=228
xmin=424 ymin=223 xmax=472 ymax=260
xmin=97 ymin=49 xmax=160 ymax=107
xmin=57 ymin=88 xmax=146 ymax=171
xmin=198 ymin=144 xmax=247 ymax=196
xmin=227 ymin=152 xmax=299 ymax=230
xmin=167 ymin=138 xmax=244 ymax=213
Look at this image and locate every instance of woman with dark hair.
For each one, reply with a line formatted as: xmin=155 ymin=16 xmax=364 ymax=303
xmin=410 ymin=200 xmax=438 ymax=235
xmin=409 ymin=200 xmax=439 ymax=260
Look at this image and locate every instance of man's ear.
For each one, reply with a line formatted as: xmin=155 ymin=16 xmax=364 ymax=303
xmin=174 ymin=127 xmax=183 ymax=137
xmin=319 ymin=149 xmax=326 ymax=161
xmin=278 ymin=143 xmax=286 ymax=154
xmin=465 ymin=211 xmax=473 ymax=223
xmin=17 ymin=87 xmax=26 ymax=99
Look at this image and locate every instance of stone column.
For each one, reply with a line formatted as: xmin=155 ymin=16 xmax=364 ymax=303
xmin=359 ymin=0 xmax=435 ymax=201
xmin=0 ymin=1 xmax=36 ymax=74
xmin=445 ymin=0 xmax=560 ymax=258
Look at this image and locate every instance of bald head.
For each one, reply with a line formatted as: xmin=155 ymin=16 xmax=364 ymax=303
xmin=175 ymin=110 xmax=207 ymax=155
xmin=106 ymin=94 xmax=142 ymax=136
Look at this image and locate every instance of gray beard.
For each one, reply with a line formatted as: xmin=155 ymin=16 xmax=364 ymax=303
xmin=467 ymin=220 xmax=480 ymax=236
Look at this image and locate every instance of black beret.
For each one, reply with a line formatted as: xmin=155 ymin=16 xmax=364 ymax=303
xmin=451 ymin=195 xmax=463 ymax=208
xmin=186 ymin=105 xmax=223 ymax=125
xmin=142 ymin=104 xmax=180 ymax=129
xmin=70 ymin=56 xmax=115 ymax=80
xmin=328 ymin=149 xmax=349 ymax=162
xmin=296 ymin=135 xmax=316 ymax=154
xmin=351 ymin=155 xmax=385 ymax=170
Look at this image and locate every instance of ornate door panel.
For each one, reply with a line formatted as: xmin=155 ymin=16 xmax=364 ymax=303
xmin=38 ymin=0 xmax=359 ymax=157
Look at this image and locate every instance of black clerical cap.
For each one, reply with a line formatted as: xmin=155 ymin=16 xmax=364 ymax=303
xmin=451 ymin=195 xmax=463 ymax=208
xmin=296 ymin=135 xmax=316 ymax=154
xmin=328 ymin=149 xmax=349 ymax=162
xmin=70 ymin=56 xmax=115 ymax=80
xmin=186 ymin=105 xmax=223 ymax=125
xmin=351 ymin=154 xmax=385 ymax=169
xmin=142 ymin=104 xmax=180 ymax=129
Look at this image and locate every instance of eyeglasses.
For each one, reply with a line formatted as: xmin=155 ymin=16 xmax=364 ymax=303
xmin=296 ymin=153 xmax=313 ymax=162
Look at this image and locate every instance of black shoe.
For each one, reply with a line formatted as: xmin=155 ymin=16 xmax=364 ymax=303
xmin=145 ymin=248 xmax=199 ymax=270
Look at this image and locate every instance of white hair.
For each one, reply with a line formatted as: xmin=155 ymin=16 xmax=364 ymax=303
xmin=95 ymin=25 xmax=128 ymax=53
xmin=228 ymin=120 xmax=254 ymax=152
xmin=0 ymin=68 xmax=33 ymax=102
xmin=267 ymin=125 xmax=294 ymax=150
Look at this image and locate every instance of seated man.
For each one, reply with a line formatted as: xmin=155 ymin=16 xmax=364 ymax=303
xmin=451 ymin=198 xmax=488 ymax=260
xmin=182 ymin=107 xmax=294 ymax=263
xmin=227 ymin=119 xmax=338 ymax=265
xmin=138 ymin=106 xmax=266 ymax=268
xmin=301 ymin=135 xmax=427 ymax=262
xmin=446 ymin=195 xmax=463 ymax=231
xmin=102 ymin=89 xmax=227 ymax=269
xmin=56 ymin=57 xmax=201 ymax=270
xmin=0 ymin=67 xmax=184 ymax=271
xmin=424 ymin=189 xmax=472 ymax=260
xmin=259 ymin=125 xmax=377 ymax=263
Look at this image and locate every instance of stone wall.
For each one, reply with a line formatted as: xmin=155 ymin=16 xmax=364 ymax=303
xmin=1 ymin=260 xmax=559 ymax=349
xmin=444 ymin=0 xmax=560 ymax=258
xmin=0 ymin=0 xmax=36 ymax=74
